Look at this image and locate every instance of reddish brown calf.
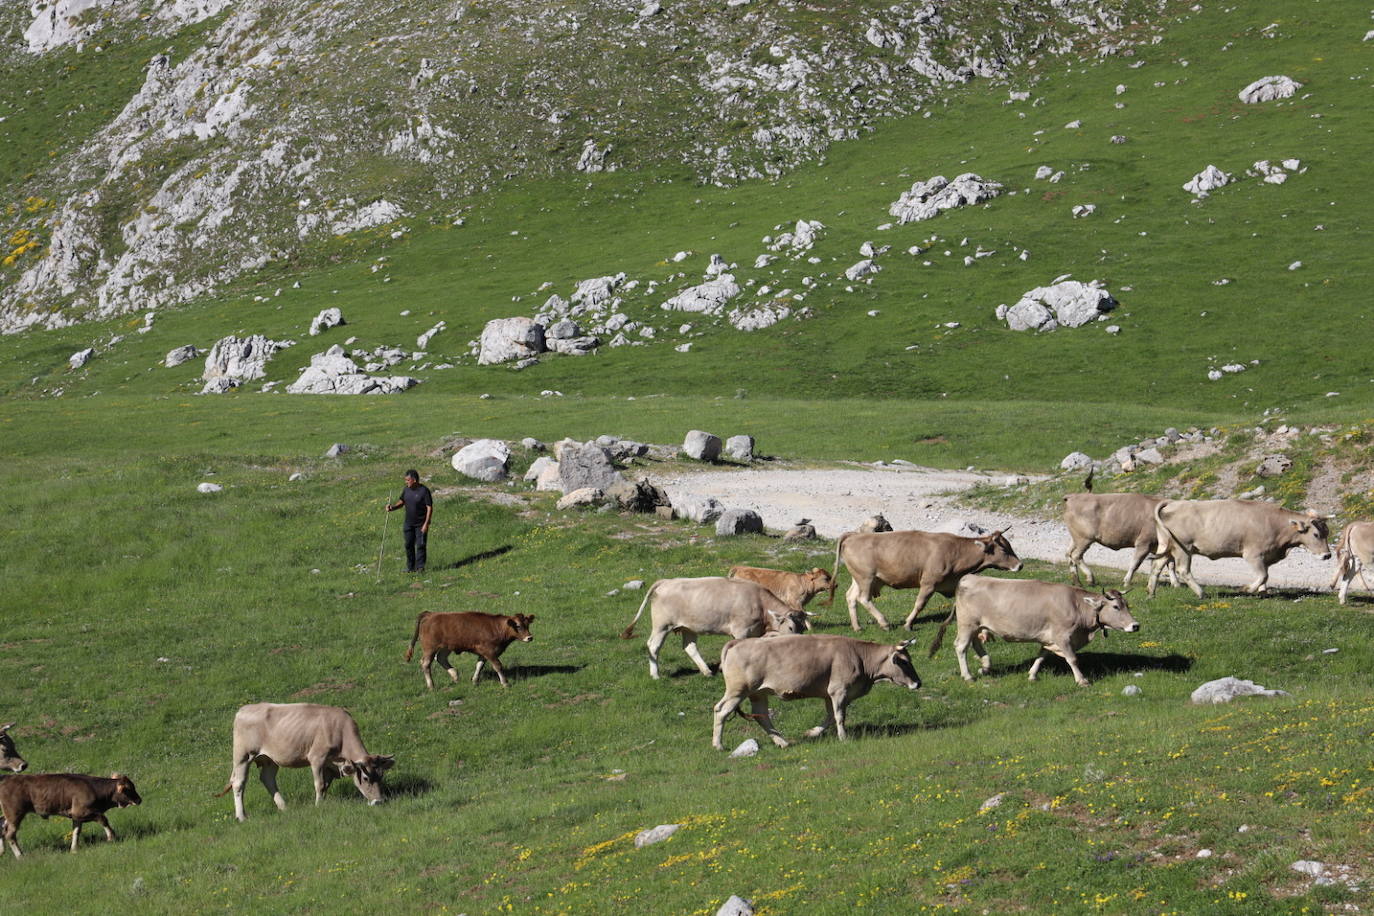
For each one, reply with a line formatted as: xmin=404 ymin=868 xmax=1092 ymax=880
xmin=404 ymin=611 xmax=535 ymax=689
xmin=0 ymin=773 xmax=142 ymax=858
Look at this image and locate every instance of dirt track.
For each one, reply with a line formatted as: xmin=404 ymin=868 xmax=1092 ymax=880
xmin=661 ymin=464 xmax=1340 ymax=594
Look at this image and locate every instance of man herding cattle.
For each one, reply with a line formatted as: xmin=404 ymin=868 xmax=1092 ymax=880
xmin=386 ymin=469 xmax=433 ymax=573
xmin=929 ymin=578 xmax=1139 ymax=686
xmin=833 ymin=528 xmax=1022 ymax=630
xmin=218 ymin=703 xmax=395 ymax=822
xmin=1147 ymin=499 xmax=1331 ymax=598
xmin=711 ymin=634 xmax=921 ymax=749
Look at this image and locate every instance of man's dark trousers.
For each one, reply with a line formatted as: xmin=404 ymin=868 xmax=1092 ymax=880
xmin=404 ymin=526 xmax=427 ymax=572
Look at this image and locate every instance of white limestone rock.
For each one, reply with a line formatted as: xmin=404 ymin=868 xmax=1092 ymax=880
xmin=309 ymin=307 xmax=345 ymax=336
xmin=661 ymin=275 xmax=741 ymax=315
xmin=1191 ymin=676 xmax=1289 ymax=704
xmin=452 ymin=439 xmax=512 ymax=482
xmin=164 ymin=345 xmax=200 ymax=368
xmin=716 ymin=509 xmax=764 ymax=536
xmin=557 ymin=487 xmax=604 ymax=510
xmin=287 ymin=345 xmax=419 ymax=395
xmin=1003 ymin=281 xmax=1117 ymax=332
xmin=683 ymin=430 xmax=723 ymax=461
xmin=203 ymin=335 xmax=291 ymax=382
xmin=1184 ymin=165 xmax=1232 ymax=197
xmin=1060 ymin=451 xmax=1093 ymax=471
xmin=634 ymin=824 xmax=680 ymax=848
xmin=767 ymin=220 xmax=825 ymax=253
xmin=889 ymin=174 xmax=1003 ymax=224
xmin=845 ymin=259 xmax=880 ymax=281
xmin=69 ymin=347 xmax=95 ymax=369
xmin=1238 ymin=75 xmax=1302 ymax=104
xmin=478 ymin=317 xmax=546 ymax=365
xmin=196 ymin=482 xmax=223 ymax=494
xmin=677 ymin=496 xmax=726 ymax=524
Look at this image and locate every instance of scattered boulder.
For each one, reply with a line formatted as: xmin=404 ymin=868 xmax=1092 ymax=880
xmin=478 ymin=317 xmax=546 ymax=365
xmin=560 ymin=442 xmax=627 ymax=493
xmin=858 ymin=514 xmax=893 ymax=533
xmin=68 ymin=347 xmax=95 ymax=369
xmin=417 ymin=321 xmax=446 ymax=350
xmin=634 ymin=824 xmax=680 ymax=848
xmin=716 ymin=509 xmax=764 ymax=536
xmin=1238 ymin=75 xmax=1302 ymax=104
xmin=683 ymin=430 xmax=723 ymax=461
xmin=521 ymin=437 xmax=545 ymax=451
xmin=768 ymin=219 xmax=824 ymax=253
xmin=534 ymin=463 xmax=563 ymax=492
xmin=164 ymin=345 xmax=200 ymax=368
xmin=1060 ymin=451 xmax=1092 ymax=471
xmin=724 ymin=435 xmax=755 ymax=462
xmin=308 ymin=307 xmax=345 ymax=336
xmin=1183 ymin=165 xmax=1231 ymax=197
xmin=1122 ymin=684 xmax=1142 ymax=696
xmin=557 ymin=487 xmax=604 ymax=510
xmin=784 ymin=521 xmax=818 ymax=541
xmin=196 ymin=482 xmax=223 ymax=494
xmin=452 ymin=439 xmax=511 ymax=482
xmin=729 ymin=739 xmax=760 ymax=758
xmin=888 ymin=173 xmax=1002 ymax=224
xmin=1256 ymin=454 xmax=1293 ymax=477
xmin=203 ymin=334 xmax=291 ymax=382
xmin=200 ymin=378 xmax=240 ymax=395
xmin=524 ymin=456 xmax=558 ymax=483
xmin=717 ymin=897 xmax=755 ymax=916
xmin=677 ymin=496 xmax=725 ymax=524
xmin=287 ymin=345 xmax=419 ymax=394
xmin=1190 ymin=676 xmax=1289 ymax=704
xmin=608 ymin=477 xmax=672 ymax=513
xmin=1003 ymin=280 xmax=1117 ymax=332
xmin=844 ymin=259 xmax=880 ymax=281
xmin=1135 ymin=447 xmax=1165 ymax=465
xmin=324 ymin=443 xmax=349 ymax=458
xmin=661 ymin=275 xmax=742 ymax=315
xmin=978 ymin=794 xmax=1005 ymax=813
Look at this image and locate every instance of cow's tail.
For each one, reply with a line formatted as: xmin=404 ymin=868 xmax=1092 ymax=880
xmin=1083 ymin=466 xmax=1094 ymax=493
xmin=1331 ymin=525 xmax=1357 ymax=589
xmin=213 ymin=782 xmax=233 ymax=798
xmin=404 ymin=612 xmax=430 ymax=662
xmin=621 ymin=581 xmax=660 ymax=639
xmin=1153 ymin=500 xmax=1186 ymax=556
xmin=928 ymin=607 xmax=957 ymax=658
xmin=830 ymin=532 xmax=852 ymax=605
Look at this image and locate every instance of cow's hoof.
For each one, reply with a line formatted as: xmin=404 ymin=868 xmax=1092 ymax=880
xmin=770 ymin=738 xmax=790 ymax=748
xmin=804 ymin=726 xmax=827 ymax=738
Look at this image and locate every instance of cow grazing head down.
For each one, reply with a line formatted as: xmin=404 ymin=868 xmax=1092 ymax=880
xmin=1292 ymin=513 xmax=1332 ymax=560
xmin=340 ymin=755 xmax=396 ymax=805
xmin=506 ymin=614 xmax=536 ymax=642
xmin=0 ymin=723 xmax=25 ymax=773
xmin=109 ymin=773 xmax=143 ymax=808
xmin=805 ymin=568 xmax=836 ymax=606
xmin=1086 ymin=589 xmax=1139 ymax=636
xmin=878 ymin=641 xmax=923 ymax=691
xmin=980 ymin=530 xmax=1023 ymax=573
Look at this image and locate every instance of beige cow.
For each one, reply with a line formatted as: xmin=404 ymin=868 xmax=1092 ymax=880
xmin=833 ymin=529 xmax=1022 ymax=631
xmin=711 ymin=634 xmax=921 ymax=749
xmin=930 ymin=577 xmax=1139 ymax=686
xmin=219 ymin=703 xmax=395 ymax=821
xmin=1147 ymin=499 xmax=1331 ymax=597
xmin=1063 ymin=492 xmax=1175 ymax=588
xmin=1330 ymin=521 xmax=1374 ymax=605
xmin=621 ymin=577 xmax=809 ymax=679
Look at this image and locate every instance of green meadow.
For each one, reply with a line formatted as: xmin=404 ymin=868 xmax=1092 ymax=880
xmin=2 ymin=0 xmax=1373 ymax=912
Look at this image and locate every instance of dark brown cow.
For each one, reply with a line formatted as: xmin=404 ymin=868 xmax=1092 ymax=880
xmin=727 ymin=565 xmax=834 ymax=609
xmin=833 ymin=529 xmax=1022 ymax=630
xmin=0 ymin=724 xmax=25 ymax=773
xmin=404 ymin=611 xmax=535 ymax=689
xmin=0 ymin=773 xmax=141 ymax=857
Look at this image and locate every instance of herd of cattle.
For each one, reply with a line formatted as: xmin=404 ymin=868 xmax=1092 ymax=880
xmin=3 ymin=494 xmax=1371 ymax=858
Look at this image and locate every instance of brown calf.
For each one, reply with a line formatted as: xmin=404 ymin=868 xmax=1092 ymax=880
xmin=0 ymin=773 xmax=142 ymax=858
xmin=404 ymin=611 xmax=535 ymax=689
xmin=727 ymin=565 xmax=834 ymax=610
xmin=0 ymin=724 xmax=26 ymax=773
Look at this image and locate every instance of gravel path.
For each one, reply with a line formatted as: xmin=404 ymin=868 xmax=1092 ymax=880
xmin=660 ymin=464 xmax=1339 ymax=594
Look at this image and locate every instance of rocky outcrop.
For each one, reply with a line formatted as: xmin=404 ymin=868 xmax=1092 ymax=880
xmin=888 ymin=174 xmax=1002 ymax=224
xmin=202 ymin=335 xmax=292 ymax=383
xmin=479 ymin=317 xmax=546 ymax=365
xmin=285 ymin=345 xmax=418 ymax=395
xmin=1000 ymin=280 xmax=1117 ymax=332
xmin=1238 ymin=75 xmax=1302 ymax=104
xmin=452 ymin=439 xmax=511 ymax=482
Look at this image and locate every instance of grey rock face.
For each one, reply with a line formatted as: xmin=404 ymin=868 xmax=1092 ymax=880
xmin=684 ymin=430 xmax=723 ymax=461
xmin=661 ymin=275 xmax=742 ymax=315
xmin=164 ymin=344 xmax=200 ymax=367
xmin=1190 ymin=676 xmax=1289 ymax=704
xmin=634 ymin=824 xmax=680 ymax=848
xmin=200 ymin=377 xmax=240 ymax=394
xmin=889 ymin=173 xmax=1002 ymax=224
xmin=724 ymin=435 xmax=755 ymax=462
xmin=716 ymin=509 xmax=764 ymax=536
xmin=1004 ymin=281 xmax=1117 ymax=332
xmin=1183 ymin=164 xmax=1232 ymax=197
xmin=1238 ymin=75 xmax=1302 ymax=104
xmin=452 ymin=438 xmax=511 ymax=481
xmin=324 ymin=443 xmax=349 ymax=457
xmin=557 ymin=487 xmax=604 ymax=509
xmin=608 ymin=478 xmax=671 ymax=513
xmin=560 ymin=443 xmax=626 ymax=494
xmin=203 ymin=334 xmax=291 ymax=382
xmin=729 ymin=738 xmax=760 ymax=758
xmin=717 ymin=896 xmax=755 ymax=916
xmin=1060 ymin=451 xmax=1092 ymax=471
xmin=524 ymin=455 xmax=557 ymax=482
xmin=478 ymin=317 xmax=546 ymax=365
xmin=287 ymin=345 xmax=419 ymax=394
xmin=69 ymin=347 xmax=96 ymax=369
xmin=1256 ymin=454 xmax=1293 ymax=477
xmin=784 ymin=523 xmax=818 ymax=541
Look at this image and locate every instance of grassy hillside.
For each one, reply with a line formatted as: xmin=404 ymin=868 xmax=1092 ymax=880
xmin=1 ymin=0 xmax=1373 ymax=912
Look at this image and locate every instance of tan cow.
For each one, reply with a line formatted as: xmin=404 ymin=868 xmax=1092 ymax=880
xmin=1147 ymin=499 xmax=1331 ymax=598
xmin=929 ymin=578 xmax=1139 ymax=686
xmin=727 ymin=565 xmax=834 ymax=609
xmin=1063 ymin=492 xmax=1175 ymax=588
xmin=711 ymin=634 xmax=921 ymax=749
xmin=621 ymin=577 xmax=809 ymax=679
xmin=0 ymin=724 xmax=25 ymax=773
xmin=1330 ymin=521 xmax=1374 ymax=605
xmin=857 ymin=514 xmax=893 ymax=534
xmin=833 ymin=529 xmax=1022 ymax=631
xmin=218 ymin=703 xmax=395 ymax=822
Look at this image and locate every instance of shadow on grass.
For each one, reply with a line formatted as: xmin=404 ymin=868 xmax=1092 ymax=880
xmin=386 ymin=773 xmax=436 ymax=800
xmin=443 ymin=544 xmax=514 ymax=570
xmin=1001 ymin=651 xmax=1192 ymax=680
xmin=506 ymin=664 xmax=584 ymax=681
